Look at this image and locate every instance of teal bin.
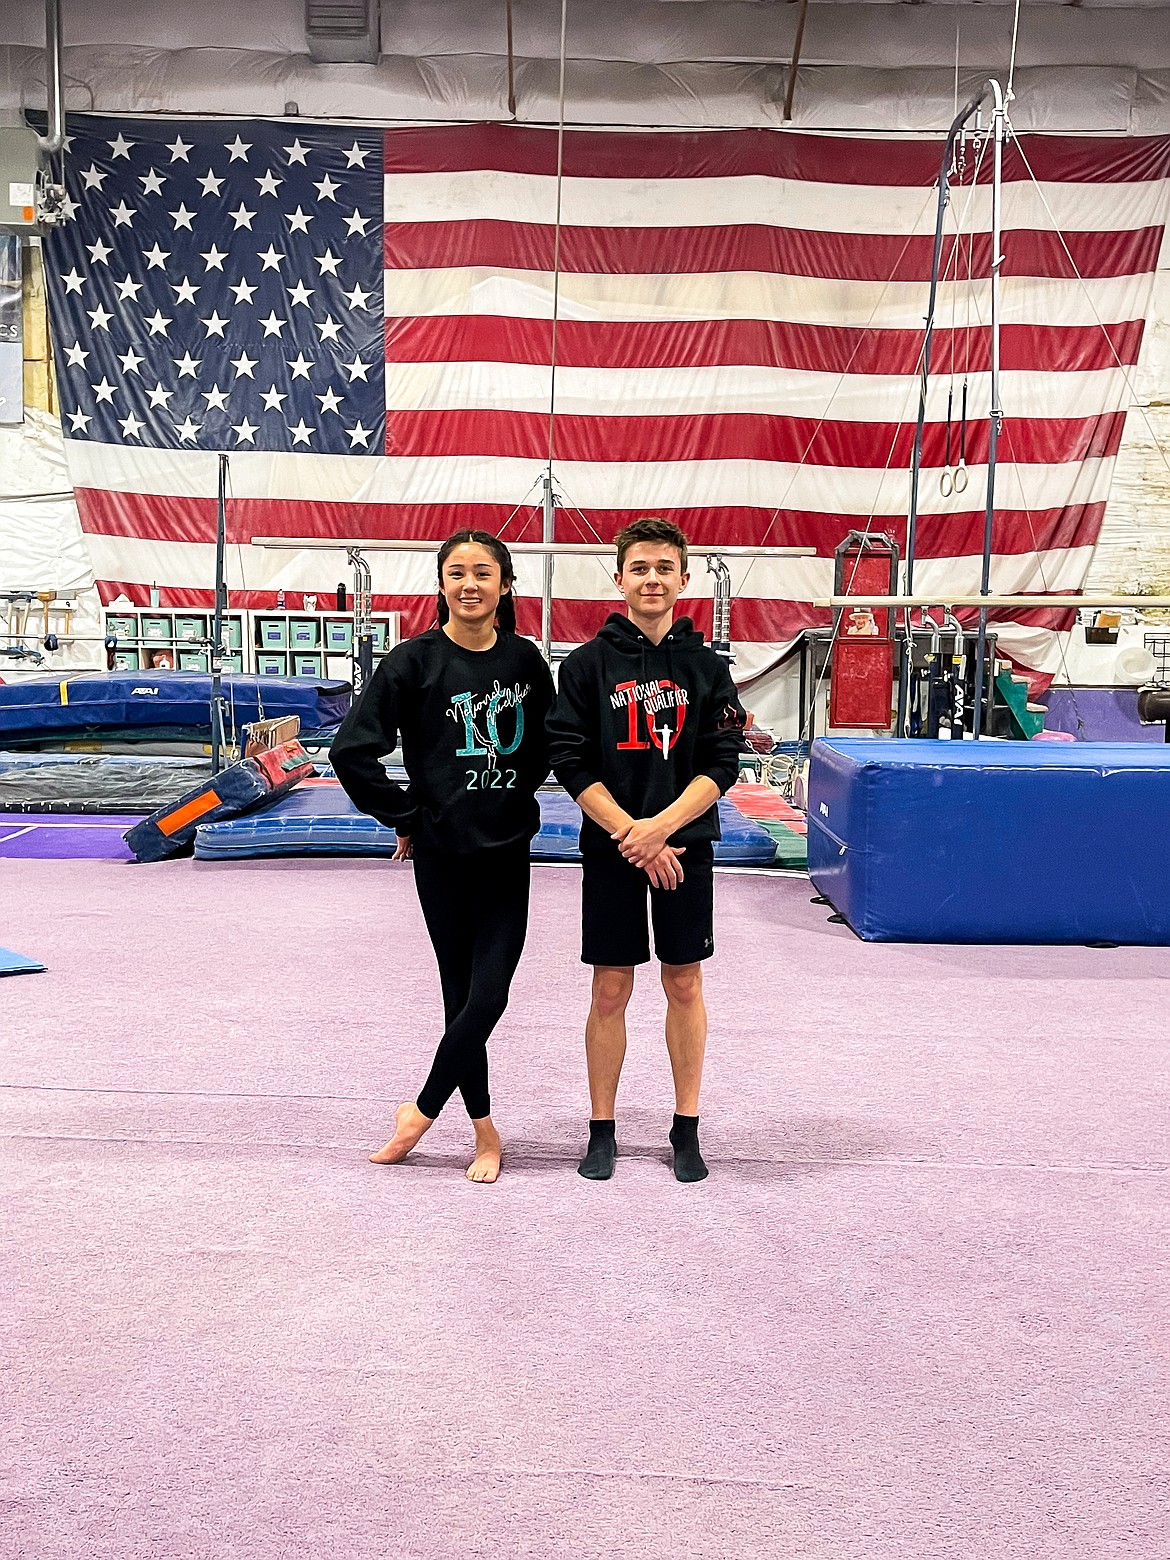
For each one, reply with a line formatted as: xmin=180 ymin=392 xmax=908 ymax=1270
xmin=292 ymin=653 xmax=323 ymax=677
xmin=325 ymin=618 xmax=353 ymax=652
xmin=175 ymin=614 xmax=207 ymax=643
xmin=289 ymin=618 xmax=320 ymax=648
xmin=371 ymin=619 xmax=390 ymax=652
xmin=258 ymin=618 xmax=288 ymax=649
xmin=141 ymin=614 xmax=173 ymax=643
xmin=106 ymin=613 xmax=138 ymax=639
xmin=257 ymin=652 xmax=287 ymax=676
xmin=112 ymin=650 xmax=140 ymax=671
xmin=221 ymin=652 xmax=243 ymax=673
xmin=179 ymin=650 xmax=209 ymax=671
xmin=223 ymin=617 xmax=243 ymax=650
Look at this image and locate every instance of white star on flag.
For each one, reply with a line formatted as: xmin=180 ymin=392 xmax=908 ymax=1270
xmin=115 ymin=274 xmax=142 ymax=301
xmin=343 ymin=210 xmax=370 ymax=236
xmin=172 ymin=276 xmax=200 ymax=303
xmin=260 ymin=312 xmax=286 ymax=338
xmin=230 ymin=351 xmax=258 ymax=378
xmin=202 ymin=384 xmax=230 ymax=410
xmin=61 ymin=268 xmax=85 ymax=294
xmin=201 ymin=310 xmax=229 ymax=337
xmin=232 ymin=417 xmax=259 ymax=444
xmin=288 ymin=419 xmax=314 ymax=445
xmin=288 ymin=280 xmax=314 ymax=307
xmin=109 ymin=132 xmax=134 ymax=158
xmin=68 ymin=409 xmax=92 ymax=433
xmin=343 ymin=355 xmax=370 ymax=382
xmin=142 ymin=242 xmax=169 ymax=268
xmin=315 ymin=249 xmax=342 ymax=277
xmin=64 ymin=342 xmax=88 ymax=367
xmin=170 ymin=203 xmax=196 ymax=230
xmin=316 ymin=316 xmax=343 ymax=343
xmin=200 ymin=245 xmax=228 ymax=270
xmin=260 ymin=386 xmax=287 ymax=411
xmin=288 ymin=352 xmax=313 ymax=380
xmin=140 ymin=169 xmax=166 ymax=195
xmin=230 ymin=203 xmax=256 ymax=230
xmin=346 ymin=421 xmax=372 ymax=448
xmin=111 ymin=200 xmax=137 ymax=227
xmin=86 ymin=238 xmax=113 ymax=264
xmin=118 ymin=345 xmax=144 ymax=374
xmin=285 ymin=140 xmax=309 ymax=165
xmin=197 ymin=170 xmax=224 ymax=197
xmin=87 ymin=303 xmax=113 ymax=331
xmin=258 ymin=245 xmax=283 ymax=271
xmin=81 ymin=166 xmax=106 ymax=190
xmin=175 ymin=415 xmax=202 ymax=440
xmin=118 ymin=411 xmax=145 ymax=438
xmin=317 ymin=387 xmax=343 ymax=414
xmin=313 ymin=174 xmax=339 ymax=202
xmin=144 ymin=310 xmax=172 ymax=336
xmin=166 ymin=135 xmax=193 ymax=162
xmin=147 ymin=383 xmax=173 ymax=408
xmin=229 ymin=278 xmax=257 ymax=304
xmin=286 ymin=206 xmax=314 ymax=234
xmin=226 ymin=135 xmax=251 ymax=162
xmin=92 ymin=376 xmax=117 ymax=403
xmin=343 ymin=142 xmax=368 ymax=167
xmin=256 ymin=170 xmax=283 ymax=197
xmin=343 ymin=282 xmax=373 ymax=310
xmin=175 ymin=350 xmax=201 ymax=377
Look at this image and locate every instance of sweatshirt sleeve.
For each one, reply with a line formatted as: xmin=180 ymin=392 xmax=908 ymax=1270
xmin=547 ymin=650 xmax=601 ymax=801
xmin=329 ymin=651 xmax=420 ymax=834
xmin=695 ymin=657 xmax=747 ymax=796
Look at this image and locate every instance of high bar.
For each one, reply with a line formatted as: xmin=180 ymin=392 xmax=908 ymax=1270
xmin=815 ymin=594 xmax=1170 ymax=610
xmin=250 ymin=536 xmax=816 ymax=558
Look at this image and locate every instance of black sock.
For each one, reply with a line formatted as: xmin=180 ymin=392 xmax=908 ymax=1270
xmin=669 ymin=1113 xmax=708 ymax=1183
xmin=577 ymin=1118 xmax=616 ymax=1180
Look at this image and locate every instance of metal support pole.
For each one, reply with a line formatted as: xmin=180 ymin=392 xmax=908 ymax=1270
xmin=33 ymin=0 xmax=65 ymax=156
xmin=706 ymin=554 xmax=733 ymax=662
xmin=541 ymin=472 xmax=556 ymax=661
xmin=209 ymin=453 xmax=229 ymax=775
xmin=347 ymin=546 xmax=374 ymax=694
xmin=972 ymin=80 xmax=1006 ymax=740
xmin=899 ymin=83 xmax=990 ymax=736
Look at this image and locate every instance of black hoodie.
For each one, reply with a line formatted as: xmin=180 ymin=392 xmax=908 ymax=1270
xmin=548 ymin=614 xmax=745 ymax=855
xmin=330 ymin=629 xmax=554 ymax=854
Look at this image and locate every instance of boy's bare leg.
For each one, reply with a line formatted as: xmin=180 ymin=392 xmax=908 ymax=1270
xmin=579 ymin=966 xmax=634 ymax=1179
xmin=466 ymin=1114 xmax=502 ymax=1184
xmin=369 ymin=1101 xmax=433 ymax=1164
xmin=661 ymin=962 xmax=709 ymax=1182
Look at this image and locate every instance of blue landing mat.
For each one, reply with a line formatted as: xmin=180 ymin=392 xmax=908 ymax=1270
xmin=0 ymin=946 xmax=46 ymax=975
xmin=193 ymin=783 xmax=777 ymax=864
xmin=807 ymin=737 xmax=1170 ymax=944
xmin=0 ymin=671 xmax=350 ymax=744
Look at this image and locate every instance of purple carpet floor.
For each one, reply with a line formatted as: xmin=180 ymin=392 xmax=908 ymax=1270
xmin=1 ymin=857 xmax=1167 ymax=1559
xmin=0 ymin=813 xmax=139 ymax=860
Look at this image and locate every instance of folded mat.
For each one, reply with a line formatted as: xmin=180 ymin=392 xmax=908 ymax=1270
xmin=193 ymin=783 xmax=777 ymax=864
xmin=126 ymin=742 xmax=317 ymax=862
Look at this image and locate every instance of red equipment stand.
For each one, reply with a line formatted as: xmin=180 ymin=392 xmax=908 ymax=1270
xmin=828 ymin=531 xmax=899 ymax=730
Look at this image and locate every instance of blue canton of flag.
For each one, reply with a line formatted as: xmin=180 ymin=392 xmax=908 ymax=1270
xmin=44 ymin=115 xmax=384 ymax=455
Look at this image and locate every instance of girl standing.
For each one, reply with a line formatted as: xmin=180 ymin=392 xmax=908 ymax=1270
xmin=330 ymin=531 xmax=555 ymax=1183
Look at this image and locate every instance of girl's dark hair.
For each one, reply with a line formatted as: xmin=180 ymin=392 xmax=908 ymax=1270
xmin=436 ymin=529 xmax=517 ymax=632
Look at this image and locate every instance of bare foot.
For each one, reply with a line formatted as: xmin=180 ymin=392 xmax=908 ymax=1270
xmin=466 ymin=1116 xmax=502 ymax=1183
xmin=369 ymin=1102 xmax=433 ymax=1164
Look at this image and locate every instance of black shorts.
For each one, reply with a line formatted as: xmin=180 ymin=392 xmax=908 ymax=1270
xmin=581 ymin=843 xmax=715 ymax=968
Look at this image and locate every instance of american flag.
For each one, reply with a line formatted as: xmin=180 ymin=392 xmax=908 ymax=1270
xmin=43 ymin=116 xmax=1170 ymax=679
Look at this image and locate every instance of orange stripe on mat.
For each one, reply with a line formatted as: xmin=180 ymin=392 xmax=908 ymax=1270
xmin=158 ymin=790 xmax=223 ymax=835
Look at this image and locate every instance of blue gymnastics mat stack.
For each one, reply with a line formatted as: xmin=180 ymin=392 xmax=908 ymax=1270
xmin=192 ymin=782 xmax=778 ymax=865
xmin=807 ymin=738 xmax=1170 ymax=944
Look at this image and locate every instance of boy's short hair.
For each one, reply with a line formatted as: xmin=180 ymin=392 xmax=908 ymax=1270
xmin=614 ymin=517 xmax=690 ymax=574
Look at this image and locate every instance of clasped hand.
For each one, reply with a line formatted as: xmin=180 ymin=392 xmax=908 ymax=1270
xmin=611 ymin=817 xmax=686 ymax=890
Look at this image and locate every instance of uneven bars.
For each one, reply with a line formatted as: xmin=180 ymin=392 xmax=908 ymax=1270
xmin=250 ymin=537 xmax=816 ymax=558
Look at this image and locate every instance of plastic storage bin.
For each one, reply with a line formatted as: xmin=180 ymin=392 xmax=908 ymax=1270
xmin=178 ymin=650 xmax=209 ymax=671
xmin=175 ymin=614 xmax=207 ymax=643
xmin=289 ymin=618 xmax=320 ymax=648
xmin=292 ymin=653 xmax=323 ymax=677
xmin=105 ymin=614 xmax=138 ymax=639
xmin=141 ymin=614 xmax=173 ymax=643
xmin=258 ymin=618 xmax=289 ymax=649
xmin=325 ymin=618 xmax=353 ymax=652
xmin=257 ymin=652 xmax=287 ymax=676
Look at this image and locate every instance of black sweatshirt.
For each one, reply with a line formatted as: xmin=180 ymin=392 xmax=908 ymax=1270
xmin=330 ymin=629 xmax=555 ymax=854
xmin=547 ymin=613 xmax=746 ymax=855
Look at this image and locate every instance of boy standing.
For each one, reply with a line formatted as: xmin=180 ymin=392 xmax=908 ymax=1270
xmin=547 ymin=518 xmax=745 ymax=1183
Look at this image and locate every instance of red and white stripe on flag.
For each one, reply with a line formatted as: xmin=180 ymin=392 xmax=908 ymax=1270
xmin=77 ymin=123 xmax=1170 ymax=673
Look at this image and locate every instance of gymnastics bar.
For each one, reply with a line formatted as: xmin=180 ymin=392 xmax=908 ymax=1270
xmin=813 ymin=594 xmax=1170 ymax=610
xmin=251 ymin=538 xmax=815 ymax=557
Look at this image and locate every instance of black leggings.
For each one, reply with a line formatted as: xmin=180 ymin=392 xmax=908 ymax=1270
xmin=412 ymin=843 xmax=531 ymax=1121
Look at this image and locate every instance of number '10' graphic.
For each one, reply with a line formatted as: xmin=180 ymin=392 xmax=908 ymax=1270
xmin=615 ymin=679 xmax=687 ymax=750
xmin=451 ymin=690 xmax=524 ymax=757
